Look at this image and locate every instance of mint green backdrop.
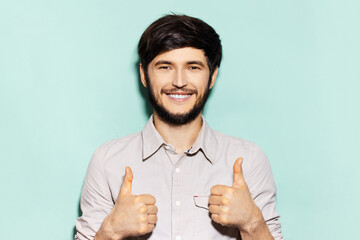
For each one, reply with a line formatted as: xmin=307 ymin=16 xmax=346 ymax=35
xmin=1 ymin=0 xmax=359 ymax=239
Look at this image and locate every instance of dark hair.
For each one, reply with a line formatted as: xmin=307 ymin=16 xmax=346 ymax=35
xmin=138 ymin=14 xmax=222 ymax=77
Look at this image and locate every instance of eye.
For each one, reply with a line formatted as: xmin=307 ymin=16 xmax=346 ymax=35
xmin=189 ymin=66 xmax=201 ymax=70
xmin=158 ymin=65 xmax=170 ymax=70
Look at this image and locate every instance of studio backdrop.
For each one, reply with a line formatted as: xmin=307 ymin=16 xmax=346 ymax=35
xmin=1 ymin=0 xmax=359 ymax=239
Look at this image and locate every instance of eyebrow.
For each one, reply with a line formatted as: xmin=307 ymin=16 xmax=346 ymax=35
xmin=154 ymin=60 xmax=172 ymax=66
xmin=154 ymin=60 xmax=206 ymax=68
xmin=187 ymin=61 xmax=206 ymax=68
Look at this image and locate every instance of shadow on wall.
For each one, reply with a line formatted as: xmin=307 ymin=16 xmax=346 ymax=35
xmin=72 ymin=192 xmax=82 ymax=238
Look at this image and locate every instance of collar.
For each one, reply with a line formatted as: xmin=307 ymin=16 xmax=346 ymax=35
xmin=141 ymin=115 xmax=166 ymax=160
xmin=141 ymin=115 xmax=217 ymax=164
xmin=187 ymin=116 xmax=217 ymax=164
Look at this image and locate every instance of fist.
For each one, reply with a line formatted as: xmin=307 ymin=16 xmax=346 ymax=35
xmin=96 ymin=167 xmax=158 ymax=240
xmin=208 ymin=158 xmax=261 ymax=231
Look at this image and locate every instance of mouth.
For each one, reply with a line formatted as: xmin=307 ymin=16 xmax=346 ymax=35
xmin=161 ymin=88 xmax=197 ymax=102
xmin=166 ymin=92 xmax=192 ymax=102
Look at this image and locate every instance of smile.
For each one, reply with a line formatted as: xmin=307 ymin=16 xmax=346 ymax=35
xmin=169 ymin=94 xmax=191 ymax=99
xmin=166 ymin=93 xmax=192 ymax=102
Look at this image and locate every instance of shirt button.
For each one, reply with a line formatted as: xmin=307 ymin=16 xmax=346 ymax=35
xmin=175 ymin=200 xmax=181 ymax=206
xmin=175 ymin=235 xmax=181 ymax=240
xmin=175 ymin=168 xmax=180 ymax=173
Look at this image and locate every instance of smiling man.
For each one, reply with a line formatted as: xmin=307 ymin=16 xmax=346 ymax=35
xmin=145 ymin=47 xmax=213 ymax=130
xmin=75 ymin=14 xmax=283 ymax=240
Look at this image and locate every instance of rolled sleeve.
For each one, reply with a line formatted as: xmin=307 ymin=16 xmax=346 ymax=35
xmin=247 ymin=144 xmax=283 ymax=240
xmin=75 ymin=147 xmax=114 ymax=240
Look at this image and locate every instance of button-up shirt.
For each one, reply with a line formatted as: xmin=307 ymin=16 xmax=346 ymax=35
xmin=75 ymin=116 xmax=283 ymax=240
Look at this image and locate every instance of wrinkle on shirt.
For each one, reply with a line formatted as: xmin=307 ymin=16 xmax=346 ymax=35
xmin=75 ymin=115 xmax=283 ymax=240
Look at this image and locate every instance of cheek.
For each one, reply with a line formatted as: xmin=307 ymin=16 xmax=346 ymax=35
xmin=197 ymin=83 xmax=210 ymax=95
xmin=151 ymin=77 xmax=171 ymax=92
xmin=189 ymin=73 xmax=210 ymax=89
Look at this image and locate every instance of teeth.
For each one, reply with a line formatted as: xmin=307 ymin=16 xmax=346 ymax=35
xmin=169 ymin=94 xmax=190 ymax=99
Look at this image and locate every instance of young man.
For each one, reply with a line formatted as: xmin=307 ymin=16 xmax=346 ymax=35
xmin=75 ymin=14 xmax=283 ymax=240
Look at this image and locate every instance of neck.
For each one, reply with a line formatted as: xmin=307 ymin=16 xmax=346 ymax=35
xmin=153 ymin=113 xmax=202 ymax=155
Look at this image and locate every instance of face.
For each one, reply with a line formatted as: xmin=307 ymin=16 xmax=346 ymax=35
xmin=140 ymin=47 xmax=218 ymax=125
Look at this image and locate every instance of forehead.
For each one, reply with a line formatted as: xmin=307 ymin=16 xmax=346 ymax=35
xmin=151 ymin=47 xmax=207 ymax=64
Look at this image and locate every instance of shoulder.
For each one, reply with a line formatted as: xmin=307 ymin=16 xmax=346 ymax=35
xmin=91 ymin=131 xmax=142 ymax=163
xmin=209 ymin=128 xmax=269 ymax=177
xmin=211 ymin=129 xmax=263 ymax=155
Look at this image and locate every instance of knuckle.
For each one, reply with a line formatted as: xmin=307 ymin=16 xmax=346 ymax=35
xmin=219 ymin=215 xmax=228 ymax=225
xmin=138 ymin=214 xmax=148 ymax=223
xmin=133 ymin=196 xmax=141 ymax=204
xmin=220 ymin=205 xmax=229 ymax=214
xmin=209 ymin=196 xmax=217 ymax=204
xmin=210 ymin=185 xmax=220 ymax=194
xmin=142 ymin=194 xmax=156 ymax=204
xmin=149 ymin=195 xmax=156 ymax=203
xmin=139 ymin=224 xmax=149 ymax=234
xmin=221 ymin=197 xmax=230 ymax=205
xmin=225 ymin=188 xmax=233 ymax=195
xmin=139 ymin=206 xmax=147 ymax=214
xmin=208 ymin=205 xmax=214 ymax=213
xmin=154 ymin=205 xmax=158 ymax=213
xmin=148 ymin=224 xmax=155 ymax=232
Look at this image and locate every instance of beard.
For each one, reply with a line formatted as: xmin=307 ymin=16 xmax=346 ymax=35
xmin=146 ymin=75 xmax=211 ymax=126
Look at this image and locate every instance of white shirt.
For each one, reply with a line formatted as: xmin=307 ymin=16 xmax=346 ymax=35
xmin=75 ymin=116 xmax=283 ymax=240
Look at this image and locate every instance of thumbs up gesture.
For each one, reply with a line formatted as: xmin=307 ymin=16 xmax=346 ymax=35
xmin=95 ymin=167 xmax=158 ymax=240
xmin=208 ymin=158 xmax=265 ymax=233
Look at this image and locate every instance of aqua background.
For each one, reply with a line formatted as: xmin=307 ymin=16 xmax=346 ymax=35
xmin=1 ymin=0 xmax=359 ymax=239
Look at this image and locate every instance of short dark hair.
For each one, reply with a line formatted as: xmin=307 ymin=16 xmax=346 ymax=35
xmin=138 ymin=14 xmax=222 ymax=77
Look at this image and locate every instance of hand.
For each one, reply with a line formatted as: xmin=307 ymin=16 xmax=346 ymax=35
xmin=208 ymin=158 xmax=263 ymax=232
xmin=95 ymin=167 xmax=158 ymax=240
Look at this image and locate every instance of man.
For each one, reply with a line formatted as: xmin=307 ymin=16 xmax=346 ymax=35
xmin=75 ymin=14 xmax=283 ymax=240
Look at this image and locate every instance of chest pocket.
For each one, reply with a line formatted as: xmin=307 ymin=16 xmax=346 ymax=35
xmin=193 ymin=195 xmax=209 ymax=210
xmin=192 ymin=194 xmax=240 ymax=239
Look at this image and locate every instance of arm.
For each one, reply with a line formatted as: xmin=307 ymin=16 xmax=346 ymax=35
xmin=246 ymin=145 xmax=282 ymax=239
xmin=75 ymin=148 xmax=116 ymax=240
xmin=95 ymin=167 xmax=158 ymax=240
xmin=75 ymin=148 xmax=158 ymax=240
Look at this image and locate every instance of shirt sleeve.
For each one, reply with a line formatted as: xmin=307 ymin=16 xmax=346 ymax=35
xmin=75 ymin=147 xmax=114 ymax=240
xmin=247 ymin=144 xmax=283 ymax=240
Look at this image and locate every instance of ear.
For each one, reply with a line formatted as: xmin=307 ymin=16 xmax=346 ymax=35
xmin=139 ymin=64 xmax=147 ymax=88
xmin=209 ymin=67 xmax=219 ymax=89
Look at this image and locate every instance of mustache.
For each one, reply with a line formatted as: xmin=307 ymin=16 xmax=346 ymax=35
xmin=161 ymin=88 xmax=198 ymax=94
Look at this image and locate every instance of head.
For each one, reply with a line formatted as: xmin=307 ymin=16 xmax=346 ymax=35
xmin=138 ymin=14 xmax=222 ymax=125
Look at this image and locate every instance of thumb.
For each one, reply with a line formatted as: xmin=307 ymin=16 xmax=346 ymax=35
xmin=232 ymin=157 xmax=245 ymax=188
xmin=119 ymin=166 xmax=133 ymax=196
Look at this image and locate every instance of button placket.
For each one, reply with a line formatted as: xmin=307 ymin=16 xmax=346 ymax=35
xmin=171 ymin=155 xmax=185 ymax=239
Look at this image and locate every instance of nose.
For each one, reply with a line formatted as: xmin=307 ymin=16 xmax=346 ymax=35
xmin=172 ymin=69 xmax=187 ymax=88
